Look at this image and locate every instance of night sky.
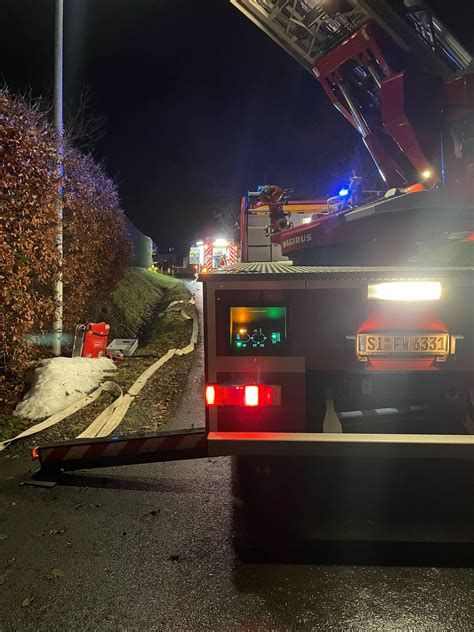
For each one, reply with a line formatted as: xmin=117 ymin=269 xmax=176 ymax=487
xmin=2 ymin=0 xmax=471 ymax=254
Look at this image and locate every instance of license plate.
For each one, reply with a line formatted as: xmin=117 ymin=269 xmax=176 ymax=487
xmin=357 ymin=333 xmax=450 ymax=356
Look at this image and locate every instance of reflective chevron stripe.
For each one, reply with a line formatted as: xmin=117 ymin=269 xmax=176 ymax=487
xmin=37 ymin=429 xmax=208 ymax=470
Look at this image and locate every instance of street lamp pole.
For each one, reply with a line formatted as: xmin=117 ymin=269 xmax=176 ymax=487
xmin=52 ymin=0 xmax=64 ymax=356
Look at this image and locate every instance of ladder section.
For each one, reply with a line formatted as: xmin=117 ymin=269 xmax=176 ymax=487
xmin=230 ymin=1 xmax=471 ymax=75
xmin=230 ymin=0 xmax=367 ymax=72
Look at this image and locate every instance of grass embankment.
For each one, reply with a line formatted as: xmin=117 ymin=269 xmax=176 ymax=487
xmin=0 ymin=268 xmax=194 ymax=454
xmin=99 ymin=267 xmax=185 ymax=340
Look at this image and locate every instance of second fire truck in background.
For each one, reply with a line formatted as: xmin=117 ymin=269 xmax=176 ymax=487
xmin=189 ymin=238 xmax=239 ymax=273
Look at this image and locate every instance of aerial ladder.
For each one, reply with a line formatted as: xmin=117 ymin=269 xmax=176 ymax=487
xmin=232 ymin=0 xmax=474 ymax=265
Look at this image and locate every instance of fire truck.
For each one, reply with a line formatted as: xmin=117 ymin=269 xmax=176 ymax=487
xmin=33 ymin=1 xmax=473 ymax=489
xmin=235 ymin=1 xmax=473 ymax=269
xmin=188 ymin=238 xmax=239 ymax=273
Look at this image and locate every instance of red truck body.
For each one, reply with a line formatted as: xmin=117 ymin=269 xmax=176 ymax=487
xmin=203 ymin=264 xmax=473 ymax=452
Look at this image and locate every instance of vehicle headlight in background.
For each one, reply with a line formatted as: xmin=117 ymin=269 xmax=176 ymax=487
xmin=368 ymin=281 xmax=442 ymax=301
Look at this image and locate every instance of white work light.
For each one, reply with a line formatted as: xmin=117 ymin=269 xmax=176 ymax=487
xmin=213 ymin=238 xmax=228 ymax=247
xmin=368 ymin=281 xmax=442 ymax=301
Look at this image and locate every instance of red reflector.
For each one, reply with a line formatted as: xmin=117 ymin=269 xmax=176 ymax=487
xmin=244 ymin=385 xmax=259 ymax=407
xmin=261 ymin=385 xmax=274 ymax=405
xmin=205 ymin=385 xmax=216 ymax=406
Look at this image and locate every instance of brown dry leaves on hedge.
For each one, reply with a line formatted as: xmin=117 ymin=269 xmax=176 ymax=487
xmin=61 ymin=147 xmax=131 ymax=330
xmin=1 ymin=91 xmax=132 ymax=412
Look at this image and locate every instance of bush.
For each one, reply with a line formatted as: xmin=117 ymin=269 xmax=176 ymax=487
xmin=1 ymin=91 xmax=131 ymax=411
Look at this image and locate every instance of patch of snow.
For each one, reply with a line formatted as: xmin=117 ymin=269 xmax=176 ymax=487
xmin=15 ymin=357 xmax=116 ymax=420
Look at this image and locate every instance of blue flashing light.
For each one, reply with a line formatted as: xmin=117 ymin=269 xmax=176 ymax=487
xmin=338 ymin=188 xmax=350 ymax=197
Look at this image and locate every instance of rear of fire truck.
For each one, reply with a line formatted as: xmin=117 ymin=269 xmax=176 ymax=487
xmin=202 ymin=264 xmax=472 ymax=551
xmin=202 ymin=1 xmax=473 ymax=481
xmin=203 ymin=265 xmax=473 ymax=452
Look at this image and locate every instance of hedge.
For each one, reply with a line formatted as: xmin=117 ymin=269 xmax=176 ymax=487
xmin=1 ymin=91 xmax=131 ymax=411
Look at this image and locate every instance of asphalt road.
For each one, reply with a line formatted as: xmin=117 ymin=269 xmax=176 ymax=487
xmin=0 ymin=281 xmax=473 ymax=631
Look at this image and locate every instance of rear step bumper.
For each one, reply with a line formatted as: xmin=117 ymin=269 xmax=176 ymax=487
xmin=33 ymin=428 xmax=474 ymax=477
xmin=207 ymin=432 xmax=474 ymax=459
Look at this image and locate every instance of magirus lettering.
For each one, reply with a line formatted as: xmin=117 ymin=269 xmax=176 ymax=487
xmin=282 ymin=233 xmax=312 ymax=249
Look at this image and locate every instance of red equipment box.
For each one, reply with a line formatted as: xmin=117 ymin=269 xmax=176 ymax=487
xmin=72 ymin=322 xmax=110 ymax=358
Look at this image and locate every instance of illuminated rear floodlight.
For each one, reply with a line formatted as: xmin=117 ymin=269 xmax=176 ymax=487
xmin=244 ymin=385 xmax=259 ymax=407
xmin=368 ymin=281 xmax=441 ymax=301
xmin=338 ymin=188 xmax=349 ymax=197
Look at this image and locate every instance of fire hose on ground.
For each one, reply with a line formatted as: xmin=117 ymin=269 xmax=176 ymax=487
xmin=0 ymin=298 xmax=198 ymax=451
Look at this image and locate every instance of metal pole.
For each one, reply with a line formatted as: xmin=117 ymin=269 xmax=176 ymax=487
xmin=366 ymin=63 xmax=382 ymax=89
xmin=52 ymin=0 xmax=64 ymax=356
xmin=337 ymin=80 xmax=370 ymax=138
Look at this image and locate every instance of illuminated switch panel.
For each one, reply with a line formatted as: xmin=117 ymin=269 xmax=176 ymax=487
xmin=230 ymin=307 xmax=287 ymax=352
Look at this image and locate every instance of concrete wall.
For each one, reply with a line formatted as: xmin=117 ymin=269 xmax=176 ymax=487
xmin=124 ymin=217 xmax=153 ymax=268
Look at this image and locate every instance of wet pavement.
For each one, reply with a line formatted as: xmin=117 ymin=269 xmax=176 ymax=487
xmin=0 ymin=281 xmax=473 ymax=631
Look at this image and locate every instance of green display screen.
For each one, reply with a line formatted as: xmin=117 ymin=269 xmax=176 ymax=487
xmin=230 ymin=307 xmax=287 ymax=351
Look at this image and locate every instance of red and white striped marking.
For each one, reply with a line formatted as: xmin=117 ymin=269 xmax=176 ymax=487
xmin=228 ymin=244 xmax=239 ymax=265
xmin=204 ymin=243 xmax=213 ymax=271
xmin=39 ymin=431 xmax=207 ymax=465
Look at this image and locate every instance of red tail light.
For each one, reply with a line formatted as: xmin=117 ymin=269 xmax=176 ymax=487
xmin=205 ymin=384 xmax=280 ymax=407
xmin=205 ymin=385 xmax=216 ymax=406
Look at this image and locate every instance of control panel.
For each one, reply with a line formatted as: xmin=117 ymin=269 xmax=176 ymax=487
xmin=230 ymin=306 xmax=287 ymax=353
